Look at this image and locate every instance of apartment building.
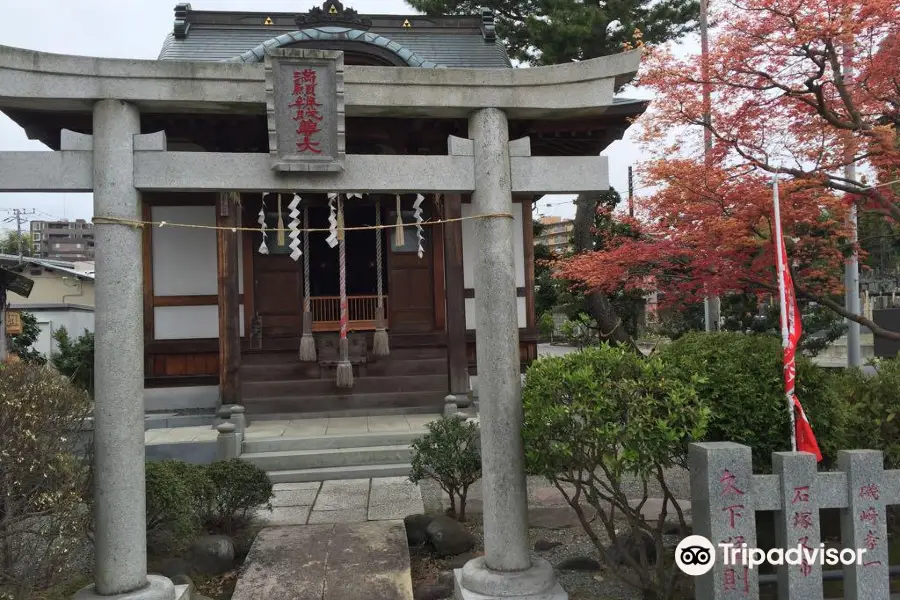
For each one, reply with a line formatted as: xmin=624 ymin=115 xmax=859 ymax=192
xmin=30 ymin=219 xmax=95 ymax=261
xmin=536 ymin=215 xmax=574 ymax=255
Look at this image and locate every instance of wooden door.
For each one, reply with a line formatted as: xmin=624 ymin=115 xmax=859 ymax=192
xmin=388 ymin=218 xmax=435 ymax=333
xmin=251 ymin=195 xmax=304 ymax=338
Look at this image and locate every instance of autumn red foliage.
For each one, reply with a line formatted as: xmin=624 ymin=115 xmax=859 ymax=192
xmin=560 ymin=0 xmax=899 ymax=333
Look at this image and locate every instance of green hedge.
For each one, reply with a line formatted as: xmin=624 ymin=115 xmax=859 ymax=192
xmin=655 ymin=332 xmax=850 ymax=472
xmin=145 ymin=458 xmax=273 ymax=541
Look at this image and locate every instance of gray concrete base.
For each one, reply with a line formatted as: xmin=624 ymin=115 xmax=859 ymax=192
xmin=73 ymin=575 xmax=176 ymax=600
xmin=454 ymin=558 xmax=567 ymax=599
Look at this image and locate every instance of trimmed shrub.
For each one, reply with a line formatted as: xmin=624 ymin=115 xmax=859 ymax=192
xmin=409 ymin=417 xmax=481 ymax=521
xmin=839 ymin=358 xmax=900 ymax=469
xmin=200 ymin=460 xmax=273 ymax=534
xmin=145 ymin=461 xmax=202 ymax=542
xmin=523 ymin=344 xmax=707 ymax=600
xmin=0 ymin=361 xmax=92 ymax=599
xmin=655 ymin=332 xmax=850 ymax=472
xmin=51 ymin=327 xmax=95 ymax=396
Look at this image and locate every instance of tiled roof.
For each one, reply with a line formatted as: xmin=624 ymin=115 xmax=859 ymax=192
xmin=158 ymin=23 xmax=512 ymax=68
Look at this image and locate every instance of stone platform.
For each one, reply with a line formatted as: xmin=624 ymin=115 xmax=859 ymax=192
xmin=231 ymin=521 xmax=413 ymax=600
xmin=256 ymin=477 xmax=424 ymax=526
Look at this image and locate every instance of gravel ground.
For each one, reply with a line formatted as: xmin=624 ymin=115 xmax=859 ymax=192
xmin=411 ymin=468 xmax=692 ymax=600
xmin=409 ymin=512 xmax=683 ymax=600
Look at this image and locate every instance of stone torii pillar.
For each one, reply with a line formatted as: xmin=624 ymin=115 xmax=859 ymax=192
xmin=74 ymin=100 xmax=174 ymax=600
xmin=454 ymin=109 xmax=566 ymax=599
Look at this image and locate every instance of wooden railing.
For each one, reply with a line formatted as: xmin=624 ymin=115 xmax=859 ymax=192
xmin=310 ymin=295 xmax=387 ymax=331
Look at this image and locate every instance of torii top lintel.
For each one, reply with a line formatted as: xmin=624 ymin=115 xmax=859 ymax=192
xmin=0 ymin=43 xmax=642 ymax=119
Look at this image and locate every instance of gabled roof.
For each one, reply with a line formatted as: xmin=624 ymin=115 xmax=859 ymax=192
xmin=158 ymin=2 xmax=512 ymax=69
xmin=0 ymin=254 xmax=95 ymax=280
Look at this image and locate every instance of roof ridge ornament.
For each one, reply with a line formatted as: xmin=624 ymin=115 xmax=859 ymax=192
xmin=480 ymin=7 xmax=496 ymax=41
xmin=295 ymin=0 xmax=372 ymax=29
xmin=173 ymin=3 xmax=191 ymax=39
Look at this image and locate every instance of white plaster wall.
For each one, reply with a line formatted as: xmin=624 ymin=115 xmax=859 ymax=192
xmin=461 ymin=203 xmax=476 ymax=289
xmin=461 ymin=202 xmax=527 ymax=329
xmin=154 ymin=305 xmax=245 ymax=340
xmin=466 ymin=297 xmax=526 ymax=329
xmin=26 ymin=309 xmax=95 ymax=358
xmin=152 ymin=205 xmax=217 ymax=296
xmin=151 ymin=204 xmax=245 ymax=339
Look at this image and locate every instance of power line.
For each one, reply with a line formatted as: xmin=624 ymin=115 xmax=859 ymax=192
xmin=0 ymin=208 xmax=36 ymax=263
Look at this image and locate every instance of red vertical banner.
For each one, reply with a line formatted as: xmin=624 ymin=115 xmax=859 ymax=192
xmin=773 ymin=177 xmax=823 ymax=461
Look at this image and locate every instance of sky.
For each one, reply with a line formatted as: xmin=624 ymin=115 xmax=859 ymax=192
xmin=0 ymin=0 xmax=659 ymax=228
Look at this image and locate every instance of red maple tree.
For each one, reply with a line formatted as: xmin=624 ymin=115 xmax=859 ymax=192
xmin=560 ymin=0 xmax=900 ymax=337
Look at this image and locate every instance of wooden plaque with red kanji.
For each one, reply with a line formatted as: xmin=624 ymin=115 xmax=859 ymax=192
xmin=264 ymin=48 xmax=345 ymax=172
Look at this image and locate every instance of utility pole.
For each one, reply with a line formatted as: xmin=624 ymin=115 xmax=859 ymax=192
xmin=628 ymin=166 xmax=635 ymax=218
xmin=1 ymin=208 xmax=36 ymax=263
xmin=843 ymin=45 xmax=862 ymax=367
xmin=700 ymin=0 xmax=720 ymax=331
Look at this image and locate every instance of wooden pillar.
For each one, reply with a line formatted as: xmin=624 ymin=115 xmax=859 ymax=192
xmin=521 ymin=197 xmax=536 ymax=330
xmin=443 ymin=193 xmax=469 ymax=397
xmin=217 ymin=191 xmax=242 ymax=406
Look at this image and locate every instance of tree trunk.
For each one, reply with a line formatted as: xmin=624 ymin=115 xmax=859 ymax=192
xmin=572 ymin=194 xmax=640 ymax=352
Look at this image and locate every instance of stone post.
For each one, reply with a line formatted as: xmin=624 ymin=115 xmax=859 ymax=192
xmin=838 ymin=450 xmax=888 ymax=599
xmin=74 ymin=100 xmax=174 ymax=599
xmin=454 ymin=108 xmax=565 ymax=599
xmin=689 ymin=442 xmax=758 ymax=600
xmin=773 ymin=451 xmax=822 ymax=600
xmin=217 ymin=422 xmax=239 ymax=460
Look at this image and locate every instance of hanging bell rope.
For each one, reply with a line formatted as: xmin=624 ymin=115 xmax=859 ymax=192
xmin=372 ymin=198 xmax=390 ymax=357
xmin=335 ymin=195 xmax=354 ymax=388
xmin=394 ymin=194 xmax=405 ymax=247
xmin=298 ymin=201 xmax=317 ymax=362
xmin=276 ymin=194 xmax=286 ymax=247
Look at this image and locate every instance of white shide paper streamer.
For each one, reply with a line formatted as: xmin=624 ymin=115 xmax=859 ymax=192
xmin=413 ymin=194 xmax=425 ymax=259
xmin=258 ymin=193 xmax=269 ymax=255
xmin=326 ymin=192 xmax=338 ymax=249
xmin=288 ymin=193 xmax=302 ymax=261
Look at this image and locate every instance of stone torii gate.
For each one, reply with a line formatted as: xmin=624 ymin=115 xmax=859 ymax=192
xmin=0 ymin=43 xmax=641 ymax=600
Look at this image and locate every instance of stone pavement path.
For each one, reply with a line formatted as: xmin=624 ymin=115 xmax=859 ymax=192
xmin=231 ymin=521 xmax=413 ymax=600
xmin=256 ymin=477 xmax=424 ymax=527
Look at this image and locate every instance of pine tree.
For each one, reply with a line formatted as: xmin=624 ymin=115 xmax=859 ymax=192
xmin=405 ymin=0 xmax=699 ymax=66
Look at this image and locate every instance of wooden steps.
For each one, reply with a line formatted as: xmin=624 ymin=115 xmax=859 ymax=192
xmin=239 ymin=342 xmax=450 ymax=417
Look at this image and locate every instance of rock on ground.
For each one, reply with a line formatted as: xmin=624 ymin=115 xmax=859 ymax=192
xmin=534 ymin=539 xmax=563 ymax=552
xmin=404 ymin=514 xmax=434 ymax=546
xmin=607 ymin=530 xmax=657 ymax=566
xmin=190 ymin=534 xmax=236 ymax=575
xmin=425 ymin=516 xmax=475 ymax=557
xmin=556 ymin=556 xmax=603 ymax=572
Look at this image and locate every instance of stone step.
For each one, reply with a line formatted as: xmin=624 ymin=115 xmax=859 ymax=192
xmin=243 ymin=374 xmax=447 ymax=398
xmin=244 ymin=430 xmax=426 ymax=454
xmin=241 ymin=445 xmax=412 ymax=472
xmin=247 ymin=406 xmax=438 ymax=420
xmin=266 ymin=463 xmax=413 ymax=483
xmin=241 ymin=391 xmax=446 ymax=415
xmin=231 ymin=522 xmax=413 ymax=600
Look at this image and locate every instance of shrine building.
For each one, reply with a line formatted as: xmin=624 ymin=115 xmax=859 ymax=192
xmin=0 ymin=2 xmax=646 ymax=417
